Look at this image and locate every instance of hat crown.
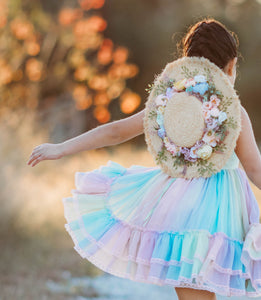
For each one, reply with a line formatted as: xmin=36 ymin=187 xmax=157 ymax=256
xmin=164 ymin=93 xmax=205 ymax=148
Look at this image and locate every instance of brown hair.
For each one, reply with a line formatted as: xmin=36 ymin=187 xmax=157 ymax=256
xmin=177 ymin=18 xmax=239 ymax=70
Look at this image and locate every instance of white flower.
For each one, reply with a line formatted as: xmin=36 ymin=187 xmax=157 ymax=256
xmin=197 ymin=145 xmax=213 ymax=160
xmin=165 ymin=141 xmax=178 ymax=155
xmin=190 ymin=146 xmax=199 ymax=159
xmin=218 ymin=111 xmax=227 ymax=124
xmin=210 ymin=107 xmax=220 ymax=117
xmin=194 ymin=75 xmax=207 ymax=83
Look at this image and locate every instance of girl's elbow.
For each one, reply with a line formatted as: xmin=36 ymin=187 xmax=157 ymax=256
xmin=109 ymin=122 xmax=126 ymax=144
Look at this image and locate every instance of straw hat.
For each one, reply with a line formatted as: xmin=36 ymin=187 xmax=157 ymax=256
xmin=144 ymin=56 xmax=241 ymax=179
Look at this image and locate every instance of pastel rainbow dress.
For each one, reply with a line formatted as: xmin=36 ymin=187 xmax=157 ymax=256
xmin=63 ymin=151 xmax=261 ymax=297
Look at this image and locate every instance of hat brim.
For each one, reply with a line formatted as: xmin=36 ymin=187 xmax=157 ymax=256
xmin=144 ymin=56 xmax=241 ymax=179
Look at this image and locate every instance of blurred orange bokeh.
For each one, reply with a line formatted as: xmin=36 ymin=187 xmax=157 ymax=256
xmin=59 ymin=8 xmax=83 ymax=26
xmin=10 ymin=18 xmax=34 ymax=40
xmin=107 ymin=81 xmax=126 ymax=99
xmin=94 ymin=92 xmax=110 ymax=105
xmin=113 ymin=47 xmax=129 ymax=64
xmin=0 ymin=0 xmax=140 ymax=124
xmin=74 ymin=65 xmax=92 ymax=81
xmin=97 ymin=39 xmax=114 ymax=65
xmin=25 ymin=40 xmax=41 ymax=56
xmin=93 ymin=105 xmax=111 ymax=123
xmin=120 ymin=90 xmax=141 ymax=114
xmin=74 ymin=16 xmax=107 ymax=36
xmin=88 ymin=74 xmax=110 ymax=90
xmin=25 ymin=58 xmax=44 ymax=82
xmin=79 ymin=0 xmax=105 ymax=10
xmin=0 ymin=60 xmax=12 ymax=86
xmin=73 ymin=85 xmax=93 ymax=110
xmin=0 ymin=0 xmax=7 ymax=28
xmin=108 ymin=63 xmax=139 ymax=80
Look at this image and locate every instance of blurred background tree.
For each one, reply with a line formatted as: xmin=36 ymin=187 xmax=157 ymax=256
xmin=1 ymin=0 xmax=261 ymax=144
xmin=0 ymin=0 xmax=140 ymax=141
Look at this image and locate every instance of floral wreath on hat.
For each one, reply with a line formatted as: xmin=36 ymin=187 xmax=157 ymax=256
xmin=144 ymin=57 xmax=240 ymax=178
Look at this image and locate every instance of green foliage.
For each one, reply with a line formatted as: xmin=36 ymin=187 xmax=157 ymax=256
xmin=153 ymin=79 xmax=174 ymax=96
xmin=181 ymin=66 xmax=198 ymax=78
xmin=148 ymin=110 xmax=157 ymax=119
xmin=206 ymin=83 xmax=224 ymax=100
xmin=226 ymin=117 xmax=238 ymax=129
xmin=171 ymin=154 xmax=192 ymax=169
xmin=219 ymin=97 xmax=233 ymax=112
xmin=156 ymin=148 xmax=167 ymax=163
xmin=196 ymin=160 xmax=217 ymax=177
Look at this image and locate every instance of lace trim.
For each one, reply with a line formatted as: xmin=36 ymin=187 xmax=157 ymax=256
xmin=64 ymin=223 xmax=261 ymax=298
xmin=67 ymin=172 xmax=260 ymax=276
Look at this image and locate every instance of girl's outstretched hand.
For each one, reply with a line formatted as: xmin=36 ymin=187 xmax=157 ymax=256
xmin=27 ymin=143 xmax=64 ymax=167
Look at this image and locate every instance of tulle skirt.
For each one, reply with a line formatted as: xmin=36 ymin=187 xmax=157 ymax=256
xmin=62 ymin=160 xmax=261 ymax=297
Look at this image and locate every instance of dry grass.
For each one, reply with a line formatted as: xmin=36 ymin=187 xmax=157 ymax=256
xmin=0 ymin=108 xmax=260 ymax=299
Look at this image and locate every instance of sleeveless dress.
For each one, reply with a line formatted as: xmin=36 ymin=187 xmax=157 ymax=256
xmin=62 ymin=151 xmax=261 ymax=297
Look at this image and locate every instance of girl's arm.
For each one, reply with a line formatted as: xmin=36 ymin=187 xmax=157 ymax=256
xmin=61 ymin=109 xmax=145 ymax=155
xmin=235 ymin=106 xmax=261 ymax=189
xmin=27 ymin=109 xmax=145 ymax=167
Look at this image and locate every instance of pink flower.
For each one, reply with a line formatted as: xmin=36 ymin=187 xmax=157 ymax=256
xmin=202 ymin=130 xmax=220 ymax=147
xmin=210 ymin=107 xmax=220 ymax=117
xmin=210 ymin=94 xmax=221 ymax=107
xmin=164 ymin=137 xmax=178 ymax=155
xmin=202 ymin=101 xmax=213 ymax=111
xmin=203 ymin=110 xmax=211 ymax=120
xmin=184 ymin=78 xmax=196 ymax=88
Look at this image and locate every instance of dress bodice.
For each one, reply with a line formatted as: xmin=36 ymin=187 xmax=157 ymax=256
xmin=222 ymin=151 xmax=239 ymax=170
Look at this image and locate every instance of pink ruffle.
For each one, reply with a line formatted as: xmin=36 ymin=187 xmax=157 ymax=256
xmin=63 ymin=164 xmax=261 ymax=297
xmin=242 ymin=223 xmax=261 ymax=291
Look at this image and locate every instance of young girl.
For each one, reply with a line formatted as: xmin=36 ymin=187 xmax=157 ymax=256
xmin=27 ymin=18 xmax=261 ymax=300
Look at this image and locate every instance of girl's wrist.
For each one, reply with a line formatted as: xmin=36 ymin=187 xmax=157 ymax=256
xmin=58 ymin=142 xmax=68 ymax=158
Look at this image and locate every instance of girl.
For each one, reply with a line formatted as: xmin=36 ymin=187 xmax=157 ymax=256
xmin=27 ymin=18 xmax=261 ymax=300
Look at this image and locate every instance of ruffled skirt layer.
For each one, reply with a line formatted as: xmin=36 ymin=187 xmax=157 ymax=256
xmin=63 ymin=161 xmax=261 ymax=297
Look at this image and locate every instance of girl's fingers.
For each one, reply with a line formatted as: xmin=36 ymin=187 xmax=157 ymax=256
xmin=31 ymin=156 xmax=43 ymax=167
xmin=28 ymin=152 xmax=42 ymax=165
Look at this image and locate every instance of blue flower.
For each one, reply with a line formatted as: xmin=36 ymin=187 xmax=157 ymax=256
xmin=192 ymin=82 xmax=209 ymax=95
xmin=157 ymin=127 xmax=166 ymax=139
xmin=156 ymin=113 xmax=164 ymax=127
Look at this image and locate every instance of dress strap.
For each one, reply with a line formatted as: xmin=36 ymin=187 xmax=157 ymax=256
xmin=222 ymin=151 xmax=239 ymax=170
